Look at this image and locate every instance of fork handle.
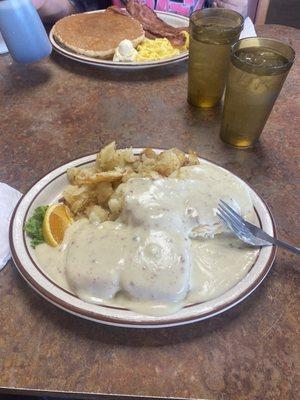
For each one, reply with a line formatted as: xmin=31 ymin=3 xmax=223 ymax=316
xmin=272 ymin=238 xmax=300 ymax=255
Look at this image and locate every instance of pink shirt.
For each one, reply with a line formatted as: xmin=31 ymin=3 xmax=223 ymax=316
xmin=113 ymin=0 xmax=206 ymax=17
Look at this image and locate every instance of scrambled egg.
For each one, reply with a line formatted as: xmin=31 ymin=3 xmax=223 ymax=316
xmin=135 ymin=38 xmax=180 ymax=62
xmin=113 ymin=33 xmax=189 ymax=63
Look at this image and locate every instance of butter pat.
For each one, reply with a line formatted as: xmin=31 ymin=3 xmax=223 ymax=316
xmin=113 ymin=39 xmax=138 ymax=62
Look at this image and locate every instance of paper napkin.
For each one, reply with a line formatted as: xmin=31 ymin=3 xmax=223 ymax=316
xmin=0 ymin=32 xmax=8 ymax=55
xmin=240 ymin=17 xmax=257 ymax=39
xmin=0 ymin=183 xmax=22 ymax=270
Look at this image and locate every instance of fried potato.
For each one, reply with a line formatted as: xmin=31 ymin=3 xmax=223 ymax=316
xmin=154 ymin=149 xmax=186 ymax=176
xmin=63 ymin=184 xmax=97 ymax=214
xmin=96 ymin=182 xmax=114 ymax=206
xmin=121 ymin=170 xmax=139 ymax=183
xmin=67 ymin=166 xmax=97 ymax=184
xmin=86 ymin=205 xmax=110 ymax=223
xmin=138 ymin=170 xmax=161 ymax=180
xmin=141 ymin=148 xmax=157 ymax=159
xmin=170 ymin=148 xmax=186 ymax=165
xmin=64 ymin=142 xmax=200 ymax=219
xmin=67 ymin=168 xmax=78 ymax=185
xmin=108 ymin=189 xmax=125 ymax=217
xmin=96 ymin=141 xmax=137 ymax=172
xmin=186 ymin=150 xmax=200 ymax=166
xmin=73 ymin=168 xmax=124 ymax=185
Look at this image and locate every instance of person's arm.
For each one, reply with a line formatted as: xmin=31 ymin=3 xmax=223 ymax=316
xmin=213 ymin=0 xmax=248 ymax=17
xmin=32 ymin=0 xmax=76 ymax=22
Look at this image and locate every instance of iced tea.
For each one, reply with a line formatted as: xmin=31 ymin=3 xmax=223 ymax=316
xmin=220 ymin=38 xmax=295 ymax=147
xmin=188 ymin=9 xmax=244 ymax=109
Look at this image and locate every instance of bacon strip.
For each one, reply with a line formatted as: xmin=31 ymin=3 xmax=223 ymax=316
xmin=124 ymin=0 xmax=188 ymax=47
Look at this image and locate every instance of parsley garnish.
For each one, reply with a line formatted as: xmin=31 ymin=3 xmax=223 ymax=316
xmin=24 ymin=206 xmax=48 ymax=248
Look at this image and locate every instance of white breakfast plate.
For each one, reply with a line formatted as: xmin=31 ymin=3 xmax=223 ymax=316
xmin=49 ymin=10 xmax=189 ymax=70
xmin=10 ymin=149 xmax=276 ymax=328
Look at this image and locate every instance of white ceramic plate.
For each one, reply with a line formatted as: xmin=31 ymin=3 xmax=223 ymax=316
xmin=49 ymin=11 xmax=189 ymax=70
xmin=10 ymin=150 xmax=276 ymax=328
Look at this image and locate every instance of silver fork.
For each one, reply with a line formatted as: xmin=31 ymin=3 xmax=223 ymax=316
xmin=217 ymin=200 xmax=300 ymax=255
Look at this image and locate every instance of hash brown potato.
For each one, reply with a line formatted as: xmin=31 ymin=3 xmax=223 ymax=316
xmin=63 ymin=142 xmax=199 ymax=221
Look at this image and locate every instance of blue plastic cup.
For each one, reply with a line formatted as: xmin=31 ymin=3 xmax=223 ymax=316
xmin=0 ymin=0 xmax=52 ymax=64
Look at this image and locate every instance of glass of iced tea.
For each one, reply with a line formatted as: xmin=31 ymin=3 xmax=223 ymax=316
xmin=188 ymin=8 xmax=244 ymax=109
xmin=220 ymin=37 xmax=295 ymax=148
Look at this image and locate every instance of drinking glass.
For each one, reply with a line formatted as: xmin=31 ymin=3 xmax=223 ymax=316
xmin=188 ymin=8 xmax=244 ymax=109
xmin=220 ymin=37 xmax=295 ymax=148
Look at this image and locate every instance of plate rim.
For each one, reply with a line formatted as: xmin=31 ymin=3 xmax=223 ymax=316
xmin=9 ymin=149 xmax=277 ymax=328
xmin=49 ymin=10 xmax=189 ymax=70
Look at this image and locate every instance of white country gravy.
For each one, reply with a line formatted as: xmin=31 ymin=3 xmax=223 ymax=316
xmin=35 ymin=165 xmax=259 ymax=316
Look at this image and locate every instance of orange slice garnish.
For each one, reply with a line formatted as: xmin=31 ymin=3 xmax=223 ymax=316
xmin=43 ymin=204 xmax=73 ymax=247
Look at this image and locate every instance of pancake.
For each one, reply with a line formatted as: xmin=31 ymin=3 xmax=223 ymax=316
xmin=53 ymin=10 xmax=145 ymax=59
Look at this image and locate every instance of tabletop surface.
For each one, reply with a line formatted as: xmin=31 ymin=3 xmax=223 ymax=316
xmin=0 ymin=24 xmax=299 ymax=400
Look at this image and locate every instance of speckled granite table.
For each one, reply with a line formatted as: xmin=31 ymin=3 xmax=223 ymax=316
xmin=0 ymin=25 xmax=299 ymax=400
